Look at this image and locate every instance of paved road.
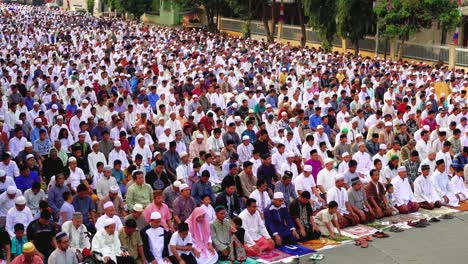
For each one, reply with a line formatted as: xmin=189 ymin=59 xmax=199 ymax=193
xmin=286 ymin=212 xmax=468 ymax=264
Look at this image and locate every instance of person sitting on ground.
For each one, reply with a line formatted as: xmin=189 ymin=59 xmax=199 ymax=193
xmin=185 ymin=207 xmax=218 ymax=264
xmin=118 ymin=219 xmax=145 ymax=264
xmin=141 ymin=212 xmax=171 ymax=264
xmin=229 ymin=216 xmax=256 ymax=264
xmin=48 ymin=232 xmax=78 ymax=264
xmin=95 ymin=201 xmax=123 ymax=231
xmin=364 ymin=169 xmax=392 ymax=218
xmin=143 ymin=190 xmax=175 ymax=233
xmin=61 ymin=212 xmax=90 ymax=252
xmin=215 ymin=180 xmax=241 ymax=219
xmin=414 ymin=164 xmax=442 ymax=210
xmin=173 ymin=184 xmax=197 ymax=226
xmin=347 ymin=177 xmax=375 ymax=224
xmin=450 ymin=167 xmax=468 ymax=202
xmin=238 ymin=198 xmax=274 ymax=257
xmin=169 ymin=222 xmax=198 ymax=264
xmin=11 ymin=223 xmax=27 ymax=259
xmin=124 ymin=204 xmax=147 ymax=231
xmin=288 ymin=191 xmax=321 ymax=241
xmin=264 ymin=192 xmax=300 ymax=246
xmin=390 ymin=166 xmax=419 ymax=214
xmin=92 ymin=218 xmax=131 ymax=264
xmin=327 ymin=174 xmax=359 ymax=228
xmin=431 ymin=159 xmax=460 ymax=207
xmin=11 ymin=242 xmax=42 ymax=264
xmin=314 ymin=201 xmax=342 ymax=238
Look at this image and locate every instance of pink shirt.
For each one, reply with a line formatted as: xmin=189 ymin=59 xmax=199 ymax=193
xmin=143 ymin=202 xmax=172 ymax=231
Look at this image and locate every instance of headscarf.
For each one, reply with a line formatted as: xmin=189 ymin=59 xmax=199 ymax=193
xmin=185 ymin=207 xmax=210 ymax=254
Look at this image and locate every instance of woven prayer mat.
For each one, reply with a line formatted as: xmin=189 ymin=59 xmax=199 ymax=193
xmin=255 ymin=249 xmax=291 ymax=263
xmin=277 ymin=244 xmax=316 ymax=256
xmin=420 ymin=206 xmax=460 ymax=218
xmin=341 ymin=224 xmax=379 ymax=238
xmin=380 ymin=213 xmax=424 ymax=224
xmin=300 ymin=237 xmax=342 ymax=251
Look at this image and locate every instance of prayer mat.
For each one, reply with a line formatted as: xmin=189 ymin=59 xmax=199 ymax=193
xmin=218 ymin=258 xmax=258 ymax=264
xmin=420 ymin=206 xmax=460 ymax=218
xmin=277 ymin=245 xmax=316 ymax=256
xmin=341 ymin=224 xmax=379 ymax=238
xmin=380 ymin=213 xmax=423 ymax=224
xmin=366 ymin=220 xmax=392 ymax=230
xmin=255 ymin=249 xmax=291 ymax=263
xmin=449 ymin=201 xmax=468 ymax=211
xmin=300 ymin=238 xmax=341 ymax=251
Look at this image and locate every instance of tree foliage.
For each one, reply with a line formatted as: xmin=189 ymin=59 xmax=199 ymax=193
xmin=86 ymin=0 xmax=95 ymax=14
xmin=118 ymin=0 xmax=152 ymax=21
xmin=375 ymin=0 xmax=461 ymax=58
xmin=303 ymin=0 xmax=337 ymax=51
xmin=337 ymin=0 xmax=375 ymax=55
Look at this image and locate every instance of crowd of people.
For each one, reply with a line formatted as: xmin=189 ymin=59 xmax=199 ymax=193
xmin=0 ymin=3 xmax=468 ymax=264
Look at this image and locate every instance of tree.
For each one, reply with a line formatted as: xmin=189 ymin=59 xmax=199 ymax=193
xmin=303 ymin=0 xmax=337 ymax=51
xmin=86 ymin=0 xmax=95 ymax=14
xmin=295 ymin=0 xmax=307 ymax=47
xmin=375 ymin=0 xmax=460 ymax=59
xmin=261 ymin=0 xmax=277 ymax=43
xmin=118 ymin=0 xmax=152 ymax=21
xmin=337 ymin=0 xmax=375 ymax=55
xmin=103 ymin=0 xmax=121 ymax=15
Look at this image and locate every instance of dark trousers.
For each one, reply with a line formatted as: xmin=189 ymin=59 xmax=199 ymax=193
xmin=107 ymin=256 xmax=136 ymax=264
xmin=169 ymin=253 xmax=197 ymax=264
xmin=299 ymin=226 xmax=321 ymax=242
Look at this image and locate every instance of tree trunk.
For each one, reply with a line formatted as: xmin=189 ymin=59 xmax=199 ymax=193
xmin=296 ymin=0 xmax=306 ymax=47
xmin=269 ymin=0 xmax=277 ymax=43
xmin=398 ymin=38 xmax=405 ymax=60
xmin=262 ymin=0 xmax=272 ymax=42
xmin=354 ymin=38 xmax=359 ymax=56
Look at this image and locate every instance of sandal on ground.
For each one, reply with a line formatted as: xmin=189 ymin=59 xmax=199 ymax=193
xmin=360 ymin=238 xmax=369 ymax=248
xmin=372 ymin=232 xmax=384 ymax=238
xmin=363 ymin=235 xmax=373 ymax=241
xmin=389 ymin=225 xmax=404 ymax=232
xmin=408 ymin=220 xmax=426 ymax=228
xmin=429 ymin=217 xmax=440 ymax=222
xmin=310 ymin=254 xmax=324 ymax=260
xmin=440 ymin=214 xmax=454 ymax=219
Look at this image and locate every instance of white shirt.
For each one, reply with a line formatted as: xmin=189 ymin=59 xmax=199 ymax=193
xmin=96 ymin=176 xmax=120 ymax=200
xmin=92 ymin=229 xmax=121 ymax=263
xmin=6 ymin=206 xmax=33 ymax=237
xmin=317 ymin=168 xmax=337 ymax=193
xmin=239 ymin=209 xmax=271 ymax=241
xmin=169 ymin=231 xmax=194 ymax=256
xmin=237 ymin=143 xmax=254 ymax=163
xmin=0 ymin=190 xmax=22 ymax=217
xmin=413 ymin=175 xmax=440 ymax=203
xmin=352 ymin=151 xmax=373 ymax=175
xmin=132 ymin=145 xmax=152 ymax=165
xmin=435 ymin=151 xmax=452 ymax=174
xmin=8 ymin=137 xmax=27 ymax=158
xmin=61 ymin=221 xmax=90 ymax=251
xmin=271 ymin=152 xmax=286 ymax=172
xmin=279 ymin=162 xmax=298 ymax=180
xmin=95 ymin=214 xmax=123 ymax=231
xmin=415 ymin=140 xmax=432 ymax=161
xmin=142 ymin=226 xmax=167 ymax=264
xmin=391 ymin=176 xmax=416 ymax=206
xmin=87 ymin=151 xmax=107 ymax=177
xmin=69 ymin=167 xmax=86 ymax=191
xmin=327 ymin=186 xmax=349 ymax=214
xmin=109 ymin=149 xmax=129 ymax=169
xmin=249 ymin=189 xmax=270 ymax=212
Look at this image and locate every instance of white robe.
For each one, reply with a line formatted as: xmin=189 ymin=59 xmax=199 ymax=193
xmin=450 ymin=175 xmax=468 ymax=201
xmin=430 ymin=170 xmax=460 ymax=207
xmin=413 ymin=175 xmax=440 ymax=204
xmin=91 ymin=230 xmax=121 ymax=263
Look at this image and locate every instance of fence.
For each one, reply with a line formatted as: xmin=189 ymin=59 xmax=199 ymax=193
xmin=219 ymin=17 xmax=464 ymax=68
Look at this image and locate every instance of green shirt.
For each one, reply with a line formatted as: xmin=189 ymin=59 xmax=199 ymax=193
xmin=210 ymin=218 xmax=232 ymax=251
xmin=126 ymin=183 xmax=153 ymax=209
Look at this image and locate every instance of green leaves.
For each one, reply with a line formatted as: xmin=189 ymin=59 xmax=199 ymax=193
xmin=303 ymin=0 xmax=337 ymax=51
xmin=376 ymin=0 xmax=460 ymax=41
